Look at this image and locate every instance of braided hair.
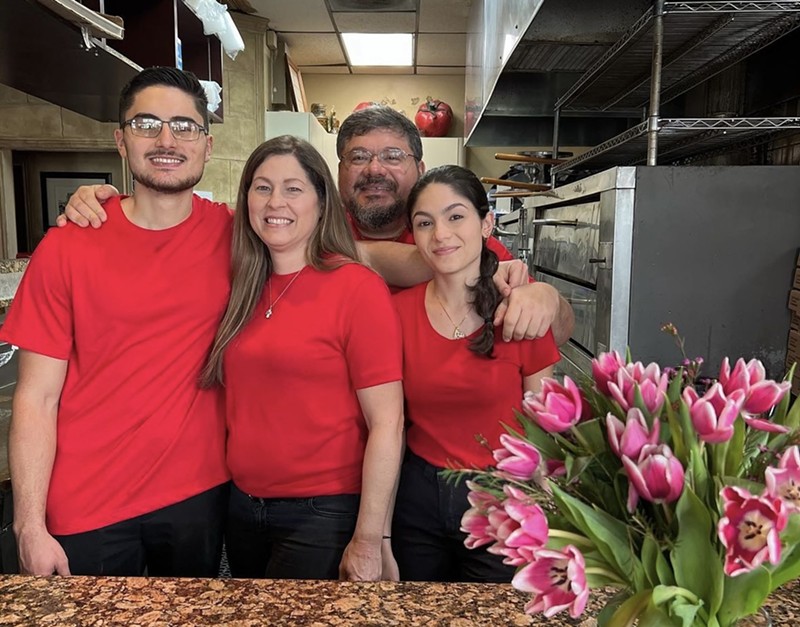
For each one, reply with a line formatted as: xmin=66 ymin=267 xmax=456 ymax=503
xmin=406 ymin=165 xmax=500 ymax=358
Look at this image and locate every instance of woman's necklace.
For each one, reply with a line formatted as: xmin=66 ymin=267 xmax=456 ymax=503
xmin=265 ymin=267 xmax=306 ymax=319
xmin=434 ymin=292 xmax=470 ymax=339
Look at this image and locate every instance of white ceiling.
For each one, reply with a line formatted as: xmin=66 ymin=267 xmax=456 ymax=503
xmin=244 ymin=0 xmax=472 ymax=74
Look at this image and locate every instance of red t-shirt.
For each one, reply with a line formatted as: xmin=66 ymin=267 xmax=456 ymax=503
xmin=392 ymin=282 xmax=560 ymax=470
xmin=224 ymin=263 xmax=402 ymax=498
xmin=0 ymin=195 xmax=232 ymax=535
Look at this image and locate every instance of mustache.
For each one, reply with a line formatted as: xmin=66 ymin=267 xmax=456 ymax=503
xmin=355 ymin=175 xmax=397 ymax=192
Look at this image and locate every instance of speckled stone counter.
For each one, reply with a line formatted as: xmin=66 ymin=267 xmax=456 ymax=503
xmin=0 ymin=258 xmax=28 ymax=309
xmin=1 ymin=576 xmax=799 ymax=627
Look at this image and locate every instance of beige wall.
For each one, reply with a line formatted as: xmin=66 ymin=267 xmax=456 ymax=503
xmin=303 ymin=74 xmax=466 ymax=138
xmin=200 ymin=13 xmax=270 ymax=207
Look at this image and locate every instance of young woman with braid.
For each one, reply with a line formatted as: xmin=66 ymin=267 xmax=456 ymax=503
xmin=390 ymin=165 xmax=560 ymax=582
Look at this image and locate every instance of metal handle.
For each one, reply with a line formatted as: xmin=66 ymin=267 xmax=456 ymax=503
xmin=565 ymin=297 xmax=594 ymax=305
xmin=529 ymin=219 xmax=579 ymax=227
xmin=493 ymin=228 xmax=518 ymax=237
xmin=588 ymin=257 xmax=606 ymax=264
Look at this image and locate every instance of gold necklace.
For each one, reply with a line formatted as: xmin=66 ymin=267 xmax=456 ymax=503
xmin=265 ymin=267 xmax=306 ymax=319
xmin=434 ymin=292 xmax=470 ymax=339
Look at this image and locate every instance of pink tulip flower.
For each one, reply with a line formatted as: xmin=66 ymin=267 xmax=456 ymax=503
xmin=607 ymin=361 xmax=669 ymax=416
xmin=719 ymin=357 xmax=792 ymax=416
xmin=512 ymin=545 xmax=589 ymax=619
xmin=682 ymin=383 xmax=745 ymax=443
xmin=493 ymin=434 xmax=543 ymax=482
xmin=606 ymin=408 xmax=660 ymax=459
xmin=522 ymin=377 xmax=587 ymax=433
xmin=460 ymin=483 xmax=501 ymax=549
xmin=488 ymin=485 xmax=549 ymax=566
xmin=592 ymin=351 xmax=626 ymax=395
xmin=718 ymin=486 xmax=787 ymax=576
xmin=766 ymin=446 xmax=800 ymax=513
xmin=622 ymin=444 xmax=685 ymax=512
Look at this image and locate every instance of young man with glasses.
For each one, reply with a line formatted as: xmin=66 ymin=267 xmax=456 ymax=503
xmin=1 ymin=67 xmax=230 ymax=577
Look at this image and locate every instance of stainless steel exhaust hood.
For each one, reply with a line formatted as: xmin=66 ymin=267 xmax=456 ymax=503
xmin=465 ymin=0 xmax=650 ymax=146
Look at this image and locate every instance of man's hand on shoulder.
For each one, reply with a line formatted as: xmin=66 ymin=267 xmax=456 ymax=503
xmin=55 ymin=184 xmax=118 ymax=229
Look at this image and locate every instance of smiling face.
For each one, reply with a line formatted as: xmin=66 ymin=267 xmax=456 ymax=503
xmin=337 ymin=128 xmax=424 ymax=238
xmin=410 ymin=182 xmax=494 ymax=278
xmin=247 ymin=153 xmax=321 ymax=268
xmin=114 ymin=85 xmax=212 ymax=194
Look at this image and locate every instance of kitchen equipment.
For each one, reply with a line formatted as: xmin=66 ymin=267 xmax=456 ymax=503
xmin=510 ymin=165 xmax=800 ymax=380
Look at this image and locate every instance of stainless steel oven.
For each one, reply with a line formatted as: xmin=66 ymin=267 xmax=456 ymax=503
xmin=499 ymin=166 xmax=800 ymax=380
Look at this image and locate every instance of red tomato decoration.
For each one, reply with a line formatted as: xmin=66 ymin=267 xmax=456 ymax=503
xmin=353 ymin=101 xmax=379 ymax=112
xmin=414 ymin=97 xmax=453 ymax=137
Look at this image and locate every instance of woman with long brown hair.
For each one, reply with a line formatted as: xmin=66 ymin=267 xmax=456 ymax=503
xmin=201 ymin=135 xmax=403 ymax=581
xmin=391 ymin=165 xmax=560 ymax=582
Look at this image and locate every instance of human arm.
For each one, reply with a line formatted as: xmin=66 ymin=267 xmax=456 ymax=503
xmin=10 ymin=350 xmax=70 ymax=575
xmin=55 ymin=184 xmax=119 ymax=228
xmin=495 ymin=283 xmax=575 ymax=345
xmin=356 ymin=241 xmax=432 ymax=288
xmin=524 ymin=366 xmax=554 ymax=395
xmin=339 ymin=381 xmax=404 ymax=582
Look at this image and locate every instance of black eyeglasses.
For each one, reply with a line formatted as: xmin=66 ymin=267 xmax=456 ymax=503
xmin=122 ymin=116 xmax=208 ymax=141
xmin=342 ymin=148 xmax=418 ymax=169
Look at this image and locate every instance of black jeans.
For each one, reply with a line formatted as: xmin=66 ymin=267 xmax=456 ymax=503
xmin=392 ymin=450 xmax=515 ymax=583
xmin=55 ymin=482 xmax=229 ymax=577
xmin=226 ymin=483 xmax=359 ymax=580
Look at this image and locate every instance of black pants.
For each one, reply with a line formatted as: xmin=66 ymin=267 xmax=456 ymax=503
xmin=55 ymin=482 xmax=228 ymax=577
xmin=392 ymin=450 xmax=515 ymax=583
xmin=226 ymin=483 xmax=358 ymax=580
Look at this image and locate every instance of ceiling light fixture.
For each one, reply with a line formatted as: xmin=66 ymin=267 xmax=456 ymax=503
xmin=341 ymin=33 xmax=413 ymax=66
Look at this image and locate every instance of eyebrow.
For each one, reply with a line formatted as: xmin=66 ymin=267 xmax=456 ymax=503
xmin=252 ymin=176 xmax=307 ymax=185
xmin=412 ymin=202 xmax=469 ymax=219
xmin=130 ymin=113 xmax=203 ymax=124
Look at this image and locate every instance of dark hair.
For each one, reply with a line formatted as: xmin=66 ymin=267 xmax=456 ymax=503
xmin=336 ymin=106 xmax=423 ymax=161
xmin=119 ymin=66 xmax=209 ymax=128
xmin=201 ymin=135 xmax=359 ymax=387
xmin=407 ymin=165 xmax=500 ymax=358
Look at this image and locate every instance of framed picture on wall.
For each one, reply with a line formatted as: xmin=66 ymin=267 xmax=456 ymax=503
xmin=286 ymin=55 xmax=307 ymax=113
xmin=40 ymin=172 xmax=112 ymax=228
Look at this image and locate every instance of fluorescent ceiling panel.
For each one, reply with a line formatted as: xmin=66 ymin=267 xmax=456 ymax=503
xmin=342 ymin=33 xmax=413 ymax=66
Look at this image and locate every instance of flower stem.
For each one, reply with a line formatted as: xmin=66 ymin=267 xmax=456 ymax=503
xmin=548 ymin=529 xmax=593 ymax=547
xmin=585 ymin=566 xmax=625 ymax=585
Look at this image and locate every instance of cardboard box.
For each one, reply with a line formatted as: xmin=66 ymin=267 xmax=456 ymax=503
xmin=794 ymin=267 xmax=800 ymax=291
xmin=792 ymin=313 xmax=800 ymax=332
xmin=790 ymin=329 xmax=800 ymax=356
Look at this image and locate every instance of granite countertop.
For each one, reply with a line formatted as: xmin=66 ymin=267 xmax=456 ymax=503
xmin=0 ymin=258 xmax=28 ymax=310
xmin=1 ymin=575 xmax=799 ymax=626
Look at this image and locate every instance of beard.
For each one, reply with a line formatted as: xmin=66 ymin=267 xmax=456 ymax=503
xmin=346 ymin=174 xmax=407 ymax=236
xmin=130 ymin=151 xmax=203 ymax=194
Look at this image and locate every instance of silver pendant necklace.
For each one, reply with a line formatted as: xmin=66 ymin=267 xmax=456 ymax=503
xmin=265 ymin=267 xmax=306 ymax=319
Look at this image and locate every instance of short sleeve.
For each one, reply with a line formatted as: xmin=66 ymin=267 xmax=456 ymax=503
xmin=521 ymin=329 xmax=561 ymax=377
xmin=0 ymin=230 xmax=73 ymax=359
xmin=342 ymin=268 xmax=403 ymax=390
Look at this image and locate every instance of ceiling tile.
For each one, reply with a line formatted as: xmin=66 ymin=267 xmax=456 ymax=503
xmin=333 ymin=12 xmax=415 ymax=33
xmin=247 ymin=0 xmax=333 ymax=32
xmin=416 ymin=66 xmax=466 ymax=75
xmin=297 ymin=65 xmax=351 ymax=74
xmin=351 ymin=66 xmax=414 ymax=75
xmin=282 ymin=33 xmax=346 ymax=65
xmin=418 ymin=0 xmax=471 ymax=33
xmin=416 ymin=33 xmax=467 ymax=66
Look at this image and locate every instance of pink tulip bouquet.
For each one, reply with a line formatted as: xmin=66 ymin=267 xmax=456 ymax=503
xmin=461 ymin=335 xmax=800 ymax=626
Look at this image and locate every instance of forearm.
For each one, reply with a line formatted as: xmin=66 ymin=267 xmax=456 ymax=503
xmin=357 ymin=241 xmax=432 ymax=288
xmin=551 ymin=294 xmax=575 ymax=346
xmin=354 ymin=419 xmax=404 ymax=542
xmin=10 ymin=396 xmax=58 ymax=535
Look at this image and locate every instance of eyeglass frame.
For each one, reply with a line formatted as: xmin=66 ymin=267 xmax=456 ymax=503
xmin=340 ymin=147 xmax=420 ymax=170
xmin=121 ymin=115 xmax=209 ymax=141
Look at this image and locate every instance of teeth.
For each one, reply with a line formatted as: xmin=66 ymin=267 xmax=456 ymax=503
xmin=266 ymin=217 xmax=292 ymax=225
xmin=151 ymin=157 xmax=182 ymax=165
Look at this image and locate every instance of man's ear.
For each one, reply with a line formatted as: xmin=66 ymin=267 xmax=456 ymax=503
xmin=114 ymin=128 xmax=127 ymax=159
xmin=417 ymin=160 xmax=426 ymax=176
xmin=204 ymin=134 xmax=214 ymax=162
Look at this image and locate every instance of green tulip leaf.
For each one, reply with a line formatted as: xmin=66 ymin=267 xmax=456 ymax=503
xmin=574 ymin=417 xmax=607 ymax=453
xmin=671 ymin=486 xmax=724 ymax=618
xmin=550 ymin=484 xmax=643 ymax=588
xmin=604 ymin=589 xmax=653 ymax=627
xmin=724 ymin=420 xmax=745 ymax=477
xmin=783 ymin=392 xmax=800 ymax=431
xmin=507 ymin=411 xmax=563 ymax=460
xmin=666 ymin=368 xmax=685 ymax=404
xmin=664 ymin=398 xmax=688 ymax=463
xmin=718 ymin=567 xmax=772 ymax=624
